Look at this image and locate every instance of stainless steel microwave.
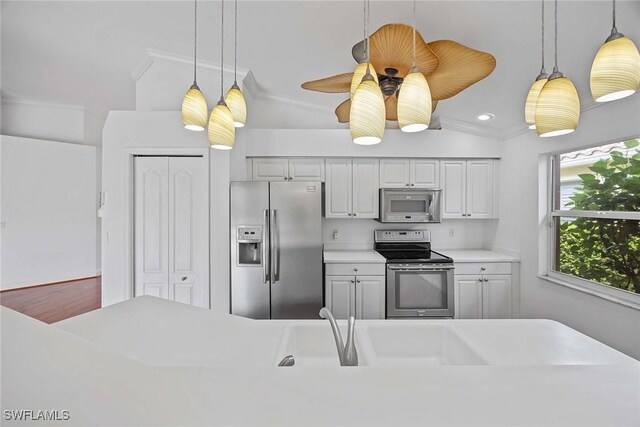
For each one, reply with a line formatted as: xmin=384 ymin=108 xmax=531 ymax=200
xmin=378 ymin=188 xmax=442 ymax=223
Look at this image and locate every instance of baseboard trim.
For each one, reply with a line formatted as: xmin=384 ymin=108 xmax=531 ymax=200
xmin=0 ymin=275 xmax=101 ymax=293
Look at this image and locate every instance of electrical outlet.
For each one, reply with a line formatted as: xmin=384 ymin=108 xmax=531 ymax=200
xmin=333 ymin=228 xmax=340 ymax=240
xmin=449 ymin=227 xmax=455 ymax=238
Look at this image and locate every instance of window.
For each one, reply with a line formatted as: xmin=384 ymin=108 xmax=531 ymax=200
xmin=549 ymin=139 xmax=640 ymax=298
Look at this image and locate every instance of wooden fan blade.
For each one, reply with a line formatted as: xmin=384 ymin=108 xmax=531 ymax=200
xmin=335 ymin=99 xmax=351 ymax=123
xmin=385 ymin=95 xmax=398 ymax=121
xmin=302 ymin=73 xmax=354 ymax=93
xmin=368 ymin=23 xmax=439 ymax=78
xmin=432 ymin=100 xmax=438 ymax=113
xmin=426 ymin=40 xmax=496 ymax=101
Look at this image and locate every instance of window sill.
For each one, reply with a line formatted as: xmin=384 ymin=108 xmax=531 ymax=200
xmin=538 ymin=274 xmax=640 ymax=311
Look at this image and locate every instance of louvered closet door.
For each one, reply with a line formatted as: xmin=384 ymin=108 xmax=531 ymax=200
xmin=134 ymin=156 xmax=208 ymax=308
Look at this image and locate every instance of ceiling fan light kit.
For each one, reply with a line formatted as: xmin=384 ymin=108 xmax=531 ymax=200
xmin=181 ymin=0 xmax=208 ymax=131
xmin=209 ymin=0 xmax=236 ymax=149
xmin=534 ymin=0 xmax=580 ymax=137
xmin=590 ymin=0 xmax=640 ymax=103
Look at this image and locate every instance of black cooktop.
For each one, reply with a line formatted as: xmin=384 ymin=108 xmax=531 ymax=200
xmin=375 ymin=249 xmax=453 ymax=263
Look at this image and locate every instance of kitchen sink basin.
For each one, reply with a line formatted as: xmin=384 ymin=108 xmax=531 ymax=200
xmin=363 ymin=324 xmax=487 ymax=366
xmin=274 ymin=323 xmax=370 ymax=367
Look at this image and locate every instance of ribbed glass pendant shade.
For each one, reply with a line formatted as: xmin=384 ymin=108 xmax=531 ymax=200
xmin=590 ymin=35 xmax=640 ymax=102
xmin=181 ymin=84 xmax=208 ymax=131
xmin=225 ymin=83 xmax=247 ymax=128
xmin=350 ymin=74 xmax=385 ymax=145
xmin=524 ymin=76 xmax=548 ymax=129
xmin=350 ymin=62 xmax=379 ymax=97
xmin=535 ymin=75 xmax=580 ymax=137
xmin=398 ymin=71 xmax=432 ymax=133
xmin=208 ymin=101 xmax=236 ymax=150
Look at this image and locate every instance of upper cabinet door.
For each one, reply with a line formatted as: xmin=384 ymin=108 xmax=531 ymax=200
xmin=289 ymin=158 xmax=325 ymax=182
xmin=440 ymin=161 xmax=466 ymax=219
xmin=252 ymin=158 xmax=289 ymax=181
xmin=379 ymin=159 xmax=410 ymax=188
xmin=410 ymin=159 xmax=440 ymax=188
xmin=466 ymin=160 xmax=494 ymax=219
xmin=325 ymin=158 xmax=353 ymax=218
xmin=352 ymin=158 xmax=379 ymax=219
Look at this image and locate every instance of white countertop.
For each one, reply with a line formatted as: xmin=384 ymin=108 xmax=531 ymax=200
xmin=3 ymin=297 xmax=638 ymax=426
xmin=323 ymin=249 xmax=386 ymax=263
xmin=438 ymin=249 xmax=520 ymax=263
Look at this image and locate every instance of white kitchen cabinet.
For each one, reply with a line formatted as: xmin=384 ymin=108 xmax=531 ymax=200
xmin=325 ymin=158 xmax=379 ymax=219
xmin=325 ymin=263 xmax=386 ymax=320
xmin=455 ymin=273 xmax=512 ymax=319
xmin=440 ymin=160 xmax=496 ymax=219
xmin=325 ymin=275 xmax=355 ymax=319
xmin=355 ymin=276 xmax=385 ymax=319
xmin=252 ymin=158 xmax=325 ymax=182
xmin=380 ymin=159 xmax=439 ymax=188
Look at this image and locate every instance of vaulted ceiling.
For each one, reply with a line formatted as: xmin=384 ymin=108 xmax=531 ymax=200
xmin=2 ymin=1 xmax=639 ymax=136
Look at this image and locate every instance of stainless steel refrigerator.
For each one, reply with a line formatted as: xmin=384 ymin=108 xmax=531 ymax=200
xmin=230 ymin=181 xmax=323 ymax=319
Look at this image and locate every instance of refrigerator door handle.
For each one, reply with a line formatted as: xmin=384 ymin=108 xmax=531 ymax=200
xmin=262 ymin=209 xmax=270 ymax=283
xmin=270 ymin=209 xmax=280 ymax=283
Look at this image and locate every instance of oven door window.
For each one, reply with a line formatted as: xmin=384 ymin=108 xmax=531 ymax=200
xmin=389 ymin=199 xmax=428 ymax=213
xmin=394 ymin=271 xmax=448 ymax=309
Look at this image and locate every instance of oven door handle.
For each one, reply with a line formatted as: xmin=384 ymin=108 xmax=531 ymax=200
xmin=388 ymin=266 xmax=454 ymax=272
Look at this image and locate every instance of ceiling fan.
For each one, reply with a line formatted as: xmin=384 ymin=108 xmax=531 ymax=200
xmin=301 ymin=23 xmax=496 ymax=124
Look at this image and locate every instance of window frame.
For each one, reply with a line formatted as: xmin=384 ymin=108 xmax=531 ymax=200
xmin=545 ymin=147 xmax=640 ymax=310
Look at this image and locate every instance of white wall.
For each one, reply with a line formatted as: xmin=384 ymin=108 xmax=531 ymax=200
xmin=101 ymin=111 xmax=230 ymax=314
xmin=494 ymin=94 xmax=640 ymax=359
xmin=0 ymin=136 xmax=98 ymax=289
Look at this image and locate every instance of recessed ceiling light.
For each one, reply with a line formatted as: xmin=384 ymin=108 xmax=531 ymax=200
xmin=477 ymin=113 xmax=495 ymax=121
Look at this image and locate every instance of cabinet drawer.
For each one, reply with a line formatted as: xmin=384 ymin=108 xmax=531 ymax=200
xmin=454 ymin=262 xmax=512 ymax=275
xmin=325 ymin=263 xmax=386 ymax=276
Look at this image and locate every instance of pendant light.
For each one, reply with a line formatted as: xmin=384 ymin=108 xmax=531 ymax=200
xmin=181 ymin=0 xmax=208 ymax=131
xmin=224 ymin=0 xmax=247 ymax=127
xmin=534 ymin=0 xmax=580 ymax=137
xmin=350 ymin=0 xmax=379 ymax=97
xmin=397 ymin=0 xmax=431 ymax=133
xmin=350 ymin=0 xmax=385 ymax=145
xmin=590 ymin=0 xmax=640 ymax=103
xmin=524 ymin=0 xmax=548 ymax=130
xmin=209 ymin=0 xmax=236 ymax=150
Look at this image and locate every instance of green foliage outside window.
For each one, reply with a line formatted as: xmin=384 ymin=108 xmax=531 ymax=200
xmin=558 ymin=139 xmax=640 ymax=294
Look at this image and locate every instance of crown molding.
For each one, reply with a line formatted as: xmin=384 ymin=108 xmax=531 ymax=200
xmin=242 ymin=70 xmax=335 ymax=114
xmin=131 ymin=49 xmax=250 ymax=83
xmin=1 ymin=93 xmax=108 ymax=119
xmin=439 ymin=116 xmax=503 ymax=140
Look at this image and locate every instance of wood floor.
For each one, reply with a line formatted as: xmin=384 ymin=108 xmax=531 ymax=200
xmin=0 ymin=277 xmax=101 ymax=324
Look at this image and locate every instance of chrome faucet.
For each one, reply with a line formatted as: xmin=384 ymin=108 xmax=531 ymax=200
xmin=319 ymin=307 xmax=358 ymax=366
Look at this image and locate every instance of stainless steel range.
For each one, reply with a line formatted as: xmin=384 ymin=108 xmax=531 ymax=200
xmin=374 ymin=230 xmax=454 ymax=318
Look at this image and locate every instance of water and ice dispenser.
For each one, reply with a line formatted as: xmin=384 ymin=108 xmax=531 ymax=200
xmin=236 ymin=226 xmax=263 ymax=266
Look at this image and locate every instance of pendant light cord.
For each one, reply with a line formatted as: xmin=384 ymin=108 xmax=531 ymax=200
xmin=234 ymin=0 xmax=238 ymax=84
xmin=541 ymin=0 xmax=545 ymax=70
xmin=366 ymin=0 xmax=370 ymax=64
xmin=554 ymin=0 xmax=558 ymax=70
xmin=612 ymin=0 xmax=617 ymax=30
xmin=220 ymin=0 xmax=224 ymax=98
xmin=412 ymin=0 xmax=416 ymax=68
xmin=193 ymin=0 xmax=198 ymax=83
xmin=362 ymin=0 xmax=367 ymax=62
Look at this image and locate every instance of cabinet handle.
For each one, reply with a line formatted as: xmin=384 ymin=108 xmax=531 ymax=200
xmin=347 ymin=213 xmax=352 ymax=217
xmin=484 ymin=278 xmax=489 ymax=282
xmin=410 ymin=183 xmax=415 ymax=187
xmin=478 ymin=278 xmax=482 ymax=283
xmin=284 ymin=177 xmax=288 ymax=181
xmin=480 ymin=267 xmax=486 ymax=271
xmin=354 ymin=268 xmax=358 ymax=272
xmin=353 ymin=213 xmax=357 ymax=217
xmin=462 ymin=214 xmax=467 ymax=217
xmin=289 ymin=177 xmax=293 ymax=181
xmin=467 ymin=214 xmax=472 ymax=217
xmin=350 ymin=279 xmax=355 ymax=283
xmin=357 ymin=280 xmax=361 ymax=283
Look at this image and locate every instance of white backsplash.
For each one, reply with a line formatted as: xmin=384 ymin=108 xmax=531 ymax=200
xmin=322 ymin=219 xmax=492 ymax=250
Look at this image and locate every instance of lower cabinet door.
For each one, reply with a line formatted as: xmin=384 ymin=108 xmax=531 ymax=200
xmin=482 ymin=275 xmax=512 ymax=319
xmin=355 ymin=276 xmax=385 ymax=319
xmin=325 ymin=275 xmax=355 ymax=319
xmin=454 ymin=276 xmax=483 ymax=319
